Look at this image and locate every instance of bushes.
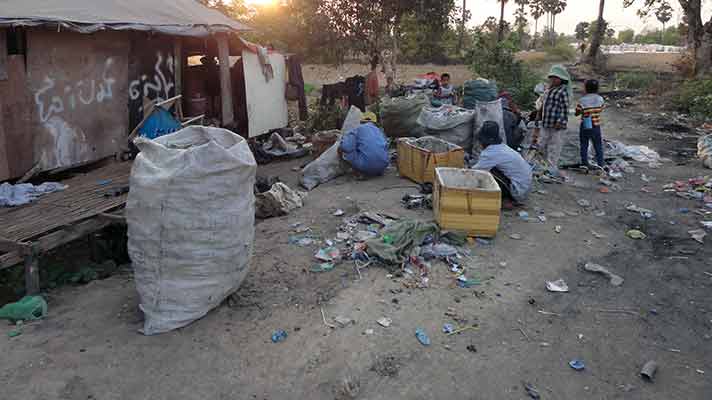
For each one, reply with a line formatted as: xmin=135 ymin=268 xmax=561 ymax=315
xmin=674 ymin=79 xmax=712 ymax=119
xmin=468 ymin=39 xmax=540 ymax=110
xmin=615 ymin=72 xmax=657 ymax=90
xmin=543 ymin=42 xmax=577 ymax=62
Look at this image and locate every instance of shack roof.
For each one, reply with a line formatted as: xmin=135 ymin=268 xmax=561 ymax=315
xmin=0 ymin=0 xmax=252 ymax=37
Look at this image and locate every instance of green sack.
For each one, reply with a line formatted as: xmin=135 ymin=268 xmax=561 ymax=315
xmin=0 ymin=296 xmax=48 ymax=322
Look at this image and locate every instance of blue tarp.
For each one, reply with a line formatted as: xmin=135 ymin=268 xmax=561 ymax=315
xmin=138 ymin=107 xmax=181 ymax=140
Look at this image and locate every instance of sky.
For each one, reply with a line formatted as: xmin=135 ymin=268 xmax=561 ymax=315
xmin=468 ymin=0 xmax=709 ymax=35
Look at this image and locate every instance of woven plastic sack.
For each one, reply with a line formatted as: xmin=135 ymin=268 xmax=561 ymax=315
xmin=380 ymin=94 xmax=429 ymax=138
xmin=300 ymin=106 xmax=363 ymax=190
xmin=698 ymin=134 xmax=712 ymax=169
xmin=417 ymin=106 xmax=476 ymax=152
xmin=127 ymin=126 xmax=257 ymax=335
xmin=474 ymin=99 xmax=506 ymax=146
xmin=463 ymin=79 xmax=498 ymax=109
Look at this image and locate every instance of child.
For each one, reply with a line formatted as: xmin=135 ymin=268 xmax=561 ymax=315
xmin=433 ymin=73 xmax=456 ymax=105
xmin=575 ymin=79 xmax=605 ymax=168
xmin=539 ymin=65 xmax=571 ymax=171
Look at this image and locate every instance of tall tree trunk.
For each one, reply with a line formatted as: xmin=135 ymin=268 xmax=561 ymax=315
xmin=586 ymin=0 xmax=605 ymax=67
xmin=533 ymin=17 xmax=538 ymax=48
xmin=551 ymin=14 xmax=556 ymax=46
xmin=498 ymin=0 xmax=506 ymax=42
xmin=661 ymin=22 xmax=665 ymax=44
xmin=457 ymin=0 xmax=466 ymax=54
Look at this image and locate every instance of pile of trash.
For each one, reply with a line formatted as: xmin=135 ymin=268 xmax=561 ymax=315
xmin=699 ymin=134 xmax=712 ymax=169
xmin=663 ymin=176 xmax=712 ymax=205
xmin=606 ymin=140 xmax=666 ymax=168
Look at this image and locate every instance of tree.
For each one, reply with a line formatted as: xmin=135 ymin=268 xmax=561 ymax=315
xmin=514 ymin=0 xmax=530 ymax=48
xmin=575 ymin=22 xmax=591 ymax=41
xmin=457 ymin=0 xmax=469 ymax=54
xmin=498 ymin=0 xmax=510 ymax=42
xmin=529 ymin=0 xmax=545 ymax=47
xmin=624 ymin=0 xmax=712 ymax=75
xmin=618 ymin=28 xmax=635 ymax=43
xmin=655 ymin=1 xmax=673 ymax=43
xmin=586 ymin=0 xmax=605 ymax=66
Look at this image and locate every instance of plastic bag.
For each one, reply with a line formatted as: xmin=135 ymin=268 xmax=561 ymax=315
xmin=300 ymin=106 xmax=363 ymax=190
xmin=380 ymin=94 xmax=429 ymax=138
xmin=698 ymin=134 xmax=712 ymax=169
xmin=127 ymin=126 xmax=257 ymax=335
xmin=474 ymin=99 xmax=506 ymax=147
xmin=0 ymin=296 xmax=47 ymax=322
xmin=463 ymin=79 xmax=498 ymax=109
xmin=256 ymin=182 xmax=306 ymax=218
xmin=417 ymin=106 xmax=476 ymax=152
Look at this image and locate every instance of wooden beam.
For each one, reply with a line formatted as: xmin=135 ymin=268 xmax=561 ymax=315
xmin=0 ymin=237 xmax=29 ymax=254
xmin=216 ymin=33 xmax=234 ymax=126
xmin=98 ymin=212 xmax=126 ymax=225
xmin=24 ymin=245 xmax=39 ymax=295
xmin=174 ymin=38 xmax=183 ymax=96
xmin=0 ymin=217 xmax=116 ymax=270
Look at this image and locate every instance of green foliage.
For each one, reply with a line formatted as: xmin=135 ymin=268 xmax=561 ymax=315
xmin=634 ymin=26 xmax=681 ymax=46
xmin=618 ymin=29 xmax=635 ymax=43
xmin=674 ymin=79 xmax=712 ymax=118
xmin=615 ymin=72 xmax=657 ymax=90
xmin=543 ymin=41 xmax=576 ymax=61
xmin=468 ymin=36 xmax=540 ymax=109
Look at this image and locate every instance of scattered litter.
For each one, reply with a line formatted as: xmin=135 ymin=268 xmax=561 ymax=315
xmin=310 ymin=263 xmax=336 ymax=273
xmin=702 ymin=221 xmax=712 ymax=230
xmin=577 ymin=199 xmax=591 ymax=208
xmin=537 ymin=215 xmax=547 ymax=223
xmin=333 ymin=209 xmax=345 ymax=216
xmin=626 ymin=204 xmax=655 ymax=218
xmin=255 ymin=182 xmax=307 ymax=218
xmin=590 ymin=230 xmax=605 ymax=239
xmin=457 ymin=276 xmax=481 ymax=288
xmin=569 ymin=359 xmax=585 ymax=371
xmin=696 ymin=369 xmax=705 ymax=374
xmin=336 ymin=232 xmax=351 ymax=241
xmin=334 ymin=316 xmax=353 ymax=327
xmin=363 ymin=329 xmax=374 ymax=335
xmin=640 ymin=361 xmax=658 ymax=381
xmin=509 ymin=233 xmax=523 ymax=240
xmin=679 ymin=208 xmax=690 ymax=214
xmin=599 ymin=187 xmax=610 ymax=193
xmin=546 ymin=279 xmax=569 ymax=292
xmin=549 ymin=211 xmax=566 ymax=218
xmin=315 ymin=247 xmax=341 ymax=262
xmin=641 ymin=174 xmax=655 ymax=183
xmin=593 ymin=210 xmax=606 ymax=217
xmin=0 ymin=182 xmax=68 ymax=207
xmin=555 ymin=225 xmax=562 ymax=234
xmin=415 ymin=328 xmax=431 ymax=346
xmin=626 ymin=229 xmax=647 ymax=240
xmin=518 ymin=211 xmax=530 ymax=220
xmin=377 ymin=317 xmax=392 ymax=328
xmin=442 ymin=323 xmax=455 ymax=334
xmin=0 ymin=296 xmax=48 ymax=322
xmin=475 ymin=238 xmax=492 ymax=246
xmin=689 ymin=229 xmax=706 ymax=243
xmin=523 ymin=382 xmax=541 ymax=399
xmin=584 ymin=263 xmax=624 ymax=286
xmin=271 ymin=330 xmax=288 ymax=343
xmin=466 ymin=344 xmax=477 ymax=352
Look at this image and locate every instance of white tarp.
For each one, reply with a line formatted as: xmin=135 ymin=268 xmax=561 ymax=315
xmin=127 ymin=126 xmax=256 ymax=335
xmin=244 ymin=51 xmax=288 ymax=137
xmin=0 ymin=0 xmax=251 ymax=36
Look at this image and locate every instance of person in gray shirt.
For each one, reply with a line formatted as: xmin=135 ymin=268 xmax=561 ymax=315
xmin=473 ymin=121 xmax=533 ymax=207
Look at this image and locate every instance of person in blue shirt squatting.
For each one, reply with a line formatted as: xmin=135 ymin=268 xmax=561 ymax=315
xmin=338 ymin=112 xmax=390 ymax=179
xmin=473 ymin=121 xmax=533 ymax=209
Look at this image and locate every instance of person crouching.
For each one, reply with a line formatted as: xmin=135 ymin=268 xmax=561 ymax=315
xmin=473 ymin=121 xmax=533 ymax=208
xmin=338 ymin=112 xmax=389 ymax=178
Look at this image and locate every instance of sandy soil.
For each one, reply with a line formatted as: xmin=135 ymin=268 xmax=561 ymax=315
xmin=605 ymin=53 xmax=682 ymax=73
xmin=1 ymin=95 xmax=711 ymax=399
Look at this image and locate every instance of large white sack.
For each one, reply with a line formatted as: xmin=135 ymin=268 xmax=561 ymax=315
xmin=300 ymin=106 xmax=363 ymax=190
xmin=474 ymin=99 xmax=506 ymax=146
xmin=127 ymin=126 xmax=257 ymax=335
xmin=417 ymin=106 xmax=475 ymax=152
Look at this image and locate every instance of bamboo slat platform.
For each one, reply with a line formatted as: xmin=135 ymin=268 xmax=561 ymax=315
xmin=0 ymin=161 xmax=132 ymax=293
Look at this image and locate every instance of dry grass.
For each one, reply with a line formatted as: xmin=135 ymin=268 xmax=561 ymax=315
xmin=605 ymin=53 xmax=681 ymax=73
xmin=302 ymin=63 xmax=473 ymax=86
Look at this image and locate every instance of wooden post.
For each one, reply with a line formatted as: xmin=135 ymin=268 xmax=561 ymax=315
xmin=216 ymin=33 xmax=234 ymax=126
xmin=173 ymin=38 xmax=182 ymax=96
xmin=24 ymin=244 xmax=39 ymax=295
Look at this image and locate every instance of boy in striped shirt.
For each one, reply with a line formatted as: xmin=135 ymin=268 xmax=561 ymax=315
xmin=575 ymin=79 xmax=605 ymax=168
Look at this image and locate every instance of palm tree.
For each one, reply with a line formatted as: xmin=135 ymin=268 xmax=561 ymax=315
xmin=655 ymin=2 xmax=673 ymax=43
xmin=586 ymin=0 xmax=605 ymax=66
xmin=457 ymin=0 xmax=467 ymax=53
xmin=529 ymin=0 xmax=545 ymax=48
xmin=498 ymin=0 xmax=509 ymax=42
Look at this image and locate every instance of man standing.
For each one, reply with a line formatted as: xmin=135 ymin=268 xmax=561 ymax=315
xmin=539 ymin=65 xmax=571 ymax=173
xmin=365 ymin=58 xmax=380 ymax=106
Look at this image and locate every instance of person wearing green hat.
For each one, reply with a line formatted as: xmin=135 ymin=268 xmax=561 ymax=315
xmin=539 ymin=64 xmax=571 ymax=172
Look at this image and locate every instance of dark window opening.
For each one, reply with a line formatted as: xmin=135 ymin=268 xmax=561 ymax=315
xmin=6 ymin=28 xmax=26 ymax=56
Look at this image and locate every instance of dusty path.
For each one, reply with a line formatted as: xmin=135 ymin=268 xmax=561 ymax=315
xmin=1 ymin=102 xmax=711 ymax=399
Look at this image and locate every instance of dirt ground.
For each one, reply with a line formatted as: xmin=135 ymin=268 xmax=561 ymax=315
xmin=2 ymin=89 xmax=712 ymax=399
xmin=605 ymin=53 xmax=682 ymax=73
xmin=302 ymin=63 xmax=473 ymax=86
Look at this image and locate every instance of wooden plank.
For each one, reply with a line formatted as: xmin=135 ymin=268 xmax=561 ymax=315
xmin=24 ymin=246 xmax=39 ymax=295
xmin=217 ymin=33 xmax=234 ymax=126
xmin=98 ymin=212 xmax=126 ymax=224
xmin=0 ymin=217 xmax=116 ymax=270
xmin=0 ymin=30 xmax=7 ymax=81
xmin=174 ymin=38 xmax=182 ymax=96
xmin=0 ymin=237 xmax=29 ymax=254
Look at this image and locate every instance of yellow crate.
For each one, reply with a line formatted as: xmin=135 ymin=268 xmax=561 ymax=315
xmin=397 ymin=137 xmax=465 ymax=184
xmin=433 ymin=168 xmax=501 ymax=237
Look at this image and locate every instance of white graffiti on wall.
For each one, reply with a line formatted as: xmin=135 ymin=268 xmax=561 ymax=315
xmin=34 ymin=58 xmax=116 ymax=123
xmin=129 ymin=52 xmax=175 ymax=102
